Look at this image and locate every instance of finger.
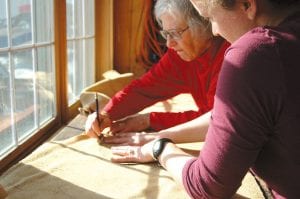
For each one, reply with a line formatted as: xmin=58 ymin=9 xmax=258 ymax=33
xmin=99 ymin=115 xmax=112 ymax=131
xmin=93 ymin=118 xmax=103 ymax=134
xmin=86 ymin=129 xmax=99 ymax=138
xmin=103 ymin=136 xmax=131 ymax=144
xmin=111 ymin=146 xmax=134 ymax=156
xmin=111 ymin=146 xmax=138 ymax=163
xmin=108 ymin=132 xmax=148 ymax=146
xmin=86 ymin=125 xmax=103 ymax=139
xmin=104 ymin=132 xmax=143 ymax=145
xmin=110 ymin=122 xmax=126 ymax=134
xmin=85 ymin=113 xmax=100 ymax=135
xmin=85 ymin=123 xmax=99 ymax=139
xmin=111 ymin=155 xmax=137 ymax=163
xmin=85 ymin=113 xmax=95 ymax=132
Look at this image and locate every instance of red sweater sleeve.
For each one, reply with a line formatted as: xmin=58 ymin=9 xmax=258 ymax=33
xmin=104 ymin=39 xmax=230 ymax=131
xmin=103 ymin=49 xmax=190 ymax=121
xmin=150 ymin=111 xmax=200 ymax=131
xmin=150 ymin=40 xmax=230 ymax=130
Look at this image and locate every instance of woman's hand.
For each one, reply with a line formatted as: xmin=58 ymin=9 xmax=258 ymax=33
xmin=111 ymin=140 xmax=155 ymax=163
xmin=110 ymin=113 xmax=150 ymax=134
xmin=103 ymin=132 xmax=157 ymax=146
xmin=85 ymin=112 xmax=151 ymax=140
xmin=111 ymin=139 xmax=193 ymax=187
xmin=85 ymin=111 xmax=111 ymax=138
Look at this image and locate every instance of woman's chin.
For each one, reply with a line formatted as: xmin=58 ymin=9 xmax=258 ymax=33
xmin=178 ymin=52 xmax=193 ymax=61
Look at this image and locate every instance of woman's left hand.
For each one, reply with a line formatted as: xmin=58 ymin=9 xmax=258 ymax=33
xmin=111 ymin=141 xmax=155 ymax=163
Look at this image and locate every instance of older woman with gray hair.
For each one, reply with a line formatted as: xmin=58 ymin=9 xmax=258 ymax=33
xmin=85 ymin=0 xmax=229 ymax=145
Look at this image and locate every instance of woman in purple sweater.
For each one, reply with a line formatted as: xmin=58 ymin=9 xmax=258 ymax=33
xmin=110 ymin=0 xmax=300 ymax=198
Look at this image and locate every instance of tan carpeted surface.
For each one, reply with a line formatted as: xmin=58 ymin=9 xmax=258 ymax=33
xmin=0 ymin=94 xmax=266 ymax=199
xmin=0 ymin=134 xmax=265 ymax=199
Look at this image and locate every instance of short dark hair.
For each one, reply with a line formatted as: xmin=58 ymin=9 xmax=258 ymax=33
xmin=218 ymin=0 xmax=300 ymax=9
xmin=270 ymin=0 xmax=300 ymax=5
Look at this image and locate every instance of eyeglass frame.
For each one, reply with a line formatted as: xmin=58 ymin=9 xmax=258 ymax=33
xmin=159 ymin=26 xmax=189 ymax=40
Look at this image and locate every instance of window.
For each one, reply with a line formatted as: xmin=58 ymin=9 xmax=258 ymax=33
xmin=0 ymin=0 xmax=55 ymax=158
xmin=66 ymin=0 xmax=95 ymax=105
xmin=0 ymin=0 xmax=110 ymax=174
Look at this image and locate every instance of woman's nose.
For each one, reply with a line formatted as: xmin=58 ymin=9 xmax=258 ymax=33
xmin=211 ymin=22 xmax=220 ymax=36
xmin=166 ymin=37 xmax=177 ymax=48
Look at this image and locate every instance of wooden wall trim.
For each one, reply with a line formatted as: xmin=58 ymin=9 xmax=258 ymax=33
xmin=95 ymin=0 xmax=113 ymax=81
xmin=113 ymin=0 xmax=145 ymax=77
xmin=54 ymin=0 xmax=68 ymax=122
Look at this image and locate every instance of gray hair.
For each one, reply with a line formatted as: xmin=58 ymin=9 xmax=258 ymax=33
xmin=154 ymin=0 xmax=211 ymax=34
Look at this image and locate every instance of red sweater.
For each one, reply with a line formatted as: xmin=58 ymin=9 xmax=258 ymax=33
xmin=103 ymin=39 xmax=230 ymax=130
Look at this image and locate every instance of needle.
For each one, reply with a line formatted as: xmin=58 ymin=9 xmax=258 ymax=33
xmin=95 ymin=93 xmax=104 ymax=141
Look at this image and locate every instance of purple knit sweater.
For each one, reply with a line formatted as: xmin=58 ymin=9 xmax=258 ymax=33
xmin=183 ymin=12 xmax=300 ymax=199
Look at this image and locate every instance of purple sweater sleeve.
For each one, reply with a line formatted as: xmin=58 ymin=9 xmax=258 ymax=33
xmin=182 ymin=29 xmax=284 ymax=198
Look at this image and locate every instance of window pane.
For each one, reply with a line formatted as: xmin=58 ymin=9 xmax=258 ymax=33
xmin=0 ymin=52 xmax=14 ymax=157
xmin=85 ymin=38 xmax=95 ymax=85
xmin=0 ymin=0 xmax=8 ymax=48
xmin=67 ymin=41 xmax=75 ymax=103
xmin=13 ymin=49 xmax=36 ymax=140
xmin=66 ymin=0 xmax=74 ymax=38
xmin=67 ymin=0 xmax=95 ymax=105
xmin=67 ymin=40 xmax=86 ymax=104
xmin=74 ymin=0 xmax=83 ymax=37
xmin=11 ymin=0 xmax=32 ymax=46
xmin=68 ymin=39 xmax=95 ymax=105
xmin=85 ymin=0 xmax=94 ymax=36
xmin=0 ymin=53 xmax=11 ymax=121
xmin=0 ymin=0 xmax=55 ymax=160
xmin=35 ymin=0 xmax=53 ymax=43
xmin=36 ymin=46 xmax=56 ymax=124
xmin=74 ymin=40 xmax=84 ymax=98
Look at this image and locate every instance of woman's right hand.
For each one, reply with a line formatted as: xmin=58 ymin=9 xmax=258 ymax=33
xmin=85 ymin=111 xmax=111 ymax=138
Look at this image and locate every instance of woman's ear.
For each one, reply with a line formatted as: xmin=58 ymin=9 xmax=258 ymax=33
xmin=243 ymin=0 xmax=257 ymax=20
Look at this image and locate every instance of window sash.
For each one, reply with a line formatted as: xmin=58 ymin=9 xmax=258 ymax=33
xmin=67 ymin=0 xmax=95 ymax=105
xmin=0 ymin=0 xmax=56 ymax=159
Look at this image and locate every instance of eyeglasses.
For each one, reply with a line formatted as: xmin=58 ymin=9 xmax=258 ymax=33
xmin=159 ymin=26 xmax=189 ymax=40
